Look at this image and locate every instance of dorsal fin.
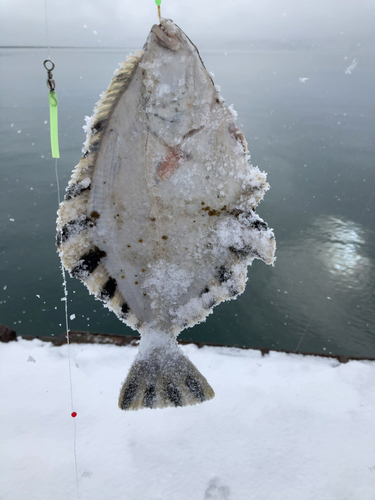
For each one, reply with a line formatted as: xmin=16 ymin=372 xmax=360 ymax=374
xmin=56 ymin=51 xmax=144 ymax=330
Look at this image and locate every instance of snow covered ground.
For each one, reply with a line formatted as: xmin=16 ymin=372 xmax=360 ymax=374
xmin=1 ymin=338 xmax=374 ymax=500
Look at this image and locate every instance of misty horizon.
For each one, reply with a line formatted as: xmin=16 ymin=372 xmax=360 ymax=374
xmin=1 ymin=0 xmax=375 ymax=51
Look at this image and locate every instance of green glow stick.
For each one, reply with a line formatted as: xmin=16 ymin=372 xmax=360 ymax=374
xmin=48 ymin=91 xmax=60 ymax=159
xmin=155 ymin=0 xmax=161 ymax=5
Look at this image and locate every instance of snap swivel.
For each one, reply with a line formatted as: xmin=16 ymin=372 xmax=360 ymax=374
xmin=43 ymin=59 xmax=56 ymax=91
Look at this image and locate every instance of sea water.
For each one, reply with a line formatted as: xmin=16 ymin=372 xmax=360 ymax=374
xmin=1 ymin=47 xmax=374 ymax=356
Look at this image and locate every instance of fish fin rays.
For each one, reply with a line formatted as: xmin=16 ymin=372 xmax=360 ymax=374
xmin=118 ymin=345 xmax=215 ymax=411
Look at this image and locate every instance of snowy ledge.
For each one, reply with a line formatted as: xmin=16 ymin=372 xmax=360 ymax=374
xmin=1 ymin=323 xmax=374 ymax=364
xmin=1 ymin=333 xmax=375 ymax=499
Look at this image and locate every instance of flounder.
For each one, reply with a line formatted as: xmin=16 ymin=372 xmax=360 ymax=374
xmin=57 ymin=19 xmax=276 ymax=411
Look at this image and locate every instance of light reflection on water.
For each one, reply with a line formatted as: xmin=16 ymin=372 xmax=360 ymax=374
xmin=255 ymin=215 xmax=375 ymax=357
xmin=316 ymin=216 xmax=372 ymax=287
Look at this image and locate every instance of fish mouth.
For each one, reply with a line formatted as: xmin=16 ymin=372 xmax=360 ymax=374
xmin=151 ymin=19 xmax=183 ymax=51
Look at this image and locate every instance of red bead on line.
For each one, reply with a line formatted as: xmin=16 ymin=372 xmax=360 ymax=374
xmin=71 ymin=412 xmax=77 ymax=418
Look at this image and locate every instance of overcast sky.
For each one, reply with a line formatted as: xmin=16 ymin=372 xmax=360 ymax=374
xmin=1 ymin=0 xmax=375 ymax=48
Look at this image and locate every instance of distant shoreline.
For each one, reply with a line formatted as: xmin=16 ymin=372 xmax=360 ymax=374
xmin=0 ymin=46 xmax=137 ymax=49
xmin=1 ymin=44 xmax=370 ymax=53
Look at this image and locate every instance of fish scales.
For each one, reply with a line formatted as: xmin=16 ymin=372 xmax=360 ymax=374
xmin=57 ymin=19 xmax=276 ymax=411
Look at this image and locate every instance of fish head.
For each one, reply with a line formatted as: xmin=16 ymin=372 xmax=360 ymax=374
xmin=151 ymin=19 xmax=185 ymax=51
xmin=142 ymin=19 xmax=216 ymax=147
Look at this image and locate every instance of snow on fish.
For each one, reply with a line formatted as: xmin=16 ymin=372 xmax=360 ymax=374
xmin=57 ymin=19 xmax=276 ymax=411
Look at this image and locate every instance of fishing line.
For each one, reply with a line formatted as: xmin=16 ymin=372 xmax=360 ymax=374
xmin=294 ymin=303 xmax=318 ymax=353
xmin=56 ymin=159 xmax=81 ymax=500
xmin=44 ymin=0 xmax=50 ymax=59
xmin=358 ymin=190 xmax=375 ymax=225
xmin=43 ymin=2 xmax=79 ymax=497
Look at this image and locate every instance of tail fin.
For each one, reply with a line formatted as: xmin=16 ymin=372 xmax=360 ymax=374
xmin=118 ymin=342 xmax=215 ymax=411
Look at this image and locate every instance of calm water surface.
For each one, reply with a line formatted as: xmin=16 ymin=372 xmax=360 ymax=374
xmin=1 ymin=47 xmax=374 ymax=356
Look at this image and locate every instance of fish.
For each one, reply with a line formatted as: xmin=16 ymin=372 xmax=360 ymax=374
xmin=57 ymin=18 xmax=276 ymax=411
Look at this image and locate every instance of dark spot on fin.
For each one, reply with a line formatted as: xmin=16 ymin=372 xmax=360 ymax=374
xmin=100 ymin=277 xmax=117 ymax=301
xmin=56 ymin=216 xmax=96 ymax=247
xmin=252 ymin=219 xmax=268 ymax=231
xmin=218 ymin=266 xmax=232 ymax=283
xmin=89 ymin=140 xmax=100 ymax=153
xmin=167 ymin=382 xmax=182 ymax=407
xmin=65 ymin=182 xmax=91 ymax=201
xmin=121 ymin=302 xmax=130 ymax=318
xmin=92 ymin=119 xmax=106 ymax=132
xmin=120 ymin=379 xmax=138 ymax=410
xmin=228 ymin=286 xmax=239 ymax=297
xmin=71 ymin=247 xmax=106 ymax=278
xmin=144 ymin=385 xmax=156 ymax=408
xmin=186 ymin=375 xmax=205 ymax=402
xmin=229 ymin=246 xmax=252 ymax=258
xmin=200 ymin=287 xmax=210 ymax=296
xmin=229 ymin=246 xmax=262 ymax=260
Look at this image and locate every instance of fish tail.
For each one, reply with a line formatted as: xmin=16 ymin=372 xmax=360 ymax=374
xmin=118 ymin=341 xmax=215 ymax=411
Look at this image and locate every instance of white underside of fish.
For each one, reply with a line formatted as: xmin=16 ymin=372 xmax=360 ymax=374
xmin=57 ymin=19 xmax=276 ymax=411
